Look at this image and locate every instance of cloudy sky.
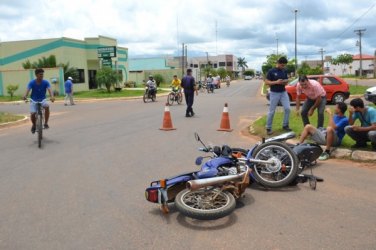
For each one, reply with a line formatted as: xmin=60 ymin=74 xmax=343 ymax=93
xmin=0 ymin=0 xmax=375 ymax=70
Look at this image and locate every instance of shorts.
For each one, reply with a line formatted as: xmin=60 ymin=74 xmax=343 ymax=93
xmin=311 ymin=127 xmax=340 ymax=147
xmin=30 ymin=99 xmax=49 ymax=113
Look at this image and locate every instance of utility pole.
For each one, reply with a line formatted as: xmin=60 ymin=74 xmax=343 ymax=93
xmin=354 ymin=29 xmax=366 ymax=77
xmin=184 ymin=45 xmax=188 ymax=68
xmin=318 ymin=48 xmax=325 ymax=73
xmin=294 ymin=9 xmax=298 ymax=75
xmin=182 ymin=43 xmax=185 ymax=76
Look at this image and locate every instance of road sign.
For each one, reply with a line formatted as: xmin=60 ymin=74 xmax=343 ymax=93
xmin=102 ymin=58 xmax=112 ymax=68
xmin=97 ymin=46 xmax=116 ymax=58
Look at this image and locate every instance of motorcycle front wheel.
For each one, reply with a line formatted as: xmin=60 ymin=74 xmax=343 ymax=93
xmin=251 ymin=141 xmax=299 ymax=188
xmin=143 ymin=93 xmax=148 ymax=103
xmin=175 ymin=188 xmax=236 ymax=220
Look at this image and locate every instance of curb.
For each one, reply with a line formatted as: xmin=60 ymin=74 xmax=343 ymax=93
xmin=0 ymin=116 xmax=28 ymax=129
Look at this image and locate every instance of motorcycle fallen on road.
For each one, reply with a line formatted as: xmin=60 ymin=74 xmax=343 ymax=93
xmin=233 ymin=132 xmax=324 ymax=189
xmin=145 ymin=132 xmax=301 ymax=220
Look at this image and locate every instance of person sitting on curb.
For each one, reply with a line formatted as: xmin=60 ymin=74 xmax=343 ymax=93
xmin=345 ymin=98 xmax=376 ymax=150
xmin=298 ymin=102 xmax=349 ymax=160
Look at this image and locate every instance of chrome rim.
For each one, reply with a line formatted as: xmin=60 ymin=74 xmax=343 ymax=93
xmin=180 ymin=189 xmax=230 ymax=211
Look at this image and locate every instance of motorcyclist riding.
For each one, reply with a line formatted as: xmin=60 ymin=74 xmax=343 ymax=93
xmin=146 ymin=75 xmax=157 ymax=96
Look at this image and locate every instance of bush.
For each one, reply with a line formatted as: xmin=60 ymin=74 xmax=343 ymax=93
xmin=153 ymin=74 xmax=164 ymax=87
xmin=124 ymin=81 xmax=136 ymax=88
xmin=6 ymin=84 xmax=19 ymax=99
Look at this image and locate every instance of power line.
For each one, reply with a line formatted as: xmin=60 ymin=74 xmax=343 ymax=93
xmin=335 ymin=1 xmax=376 ymax=39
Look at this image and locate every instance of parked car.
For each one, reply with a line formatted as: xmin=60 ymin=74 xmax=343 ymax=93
xmin=364 ymin=86 xmax=376 ymax=104
xmin=244 ymin=75 xmax=252 ymax=80
xmin=266 ymin=75 xmax=350 ymax=104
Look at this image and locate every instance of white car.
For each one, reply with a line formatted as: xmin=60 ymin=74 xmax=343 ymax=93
xmin=244 ymin=75 xmax=252 ymax=80
xmin=364 ymin=86 xmax=376 ymax=104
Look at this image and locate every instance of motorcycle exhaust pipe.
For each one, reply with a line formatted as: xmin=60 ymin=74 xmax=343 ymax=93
xmin=187 ymin=171 xmax=247 ymax=191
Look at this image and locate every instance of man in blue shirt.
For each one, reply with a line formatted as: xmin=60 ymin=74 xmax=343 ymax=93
xmin=345 ymin=98 xmax=376 ymax=150
xmin=181 ymin=69 xmax=198 ymax=117
xmin=265 ymin=57 xmax=291 ymax=135
xmin=64 ymin=76 xmax=75 ymax=106
xmin=299 ymin=102 xmax=349 ymax=160
xmin=23 ymin=68 xmax=55 ymax=133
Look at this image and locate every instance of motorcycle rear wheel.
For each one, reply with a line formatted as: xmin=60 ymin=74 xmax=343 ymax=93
xmin=175 ymin=188 xmax=236 ymax=220
xmin=251 ymin=141 xmax=299 ymax=188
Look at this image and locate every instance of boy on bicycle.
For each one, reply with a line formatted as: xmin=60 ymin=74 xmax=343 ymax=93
xmin=171 ymin=75 xmax=181 ymax=93
xmin=23 ymin=68 xmax=55 ymax=133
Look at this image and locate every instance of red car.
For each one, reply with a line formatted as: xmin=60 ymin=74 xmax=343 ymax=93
xmin=266 ymin=75 xmax=350 ymax=104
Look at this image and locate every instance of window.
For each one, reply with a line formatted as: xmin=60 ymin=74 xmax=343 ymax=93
xmin=194 ymin=64 xmax=198 ymax=68
xmin=190 ymin=64 xmax=193 ymax=67
xmin=76 ymin=69 xmax=85 ymax=83
xmin=226 ymin=61 xmax=233 ymax=66
xmin=213 ymin=63 xmax=217 ymax=68
xmin=219 ymin=62 xmax=226 ymax=67
xmin=322 ymin=77 xmax=340 ymax=85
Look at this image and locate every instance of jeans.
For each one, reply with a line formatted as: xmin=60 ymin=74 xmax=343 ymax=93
xmin=184 ymin=92 xmax=194 ymax=115
xmin=266 ymin=91 xmax=290 ymax=130
xmin=301 ymin=96 xmax=326 ymax=128
xmin=345 ymin=126 xmax=376 ymax=145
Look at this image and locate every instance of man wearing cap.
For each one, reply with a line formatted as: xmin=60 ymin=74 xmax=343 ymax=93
xmin=64 ymin=76 xmax=75 ymax=106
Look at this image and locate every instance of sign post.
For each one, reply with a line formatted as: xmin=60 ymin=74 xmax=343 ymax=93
xmin=97 ymin=46 xmax=117 ymax=68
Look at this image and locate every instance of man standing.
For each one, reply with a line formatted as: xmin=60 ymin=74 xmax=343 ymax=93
xmin=265 ymin=56 xmax=291 ymax=135
xmin=299 ymin=102 xmax=349 ymax=160
xmin=345 ymin=98 xmax=376 ymax=150
xmin=23 ymin=68 xmax=55 ymax=133
xmin=296 ymin=75 xmax=327 ymax=128
xmin=181 ymin=69 xmax=198 ymax=117
xmin=64 ymin=76 xmax=75 ymax=106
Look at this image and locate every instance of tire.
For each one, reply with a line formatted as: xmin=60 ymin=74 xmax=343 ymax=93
xmin=332 ymin=93 xmax=345 ymax=104
xmin=177 ymin=93 xmax=183 ymax=104
xmin=143 ymin=93 xmax=148 ymax=103
xmin=167 ymin=93 xmax=174 ymax=105
xmin=175 ymin=188 xmax=236 ymax=220
xmin=251 ymin=141 xmax=299 ymax=188
xmin=37 ymin=112 xmax=43 ymax=148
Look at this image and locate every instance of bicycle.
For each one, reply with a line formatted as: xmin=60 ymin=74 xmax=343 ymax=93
xmin=26 ymin=98 xmax=48 ymax=148
xmin=167 ymin=88 xmax=183 ymax=105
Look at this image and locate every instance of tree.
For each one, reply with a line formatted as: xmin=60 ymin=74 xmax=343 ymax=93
xmin=244 ymin=70 xmax=255 ymax=76
xmin=297 ymin=62 xmax=323 ymax=75
xmin=331 ymin=54 xmax=353 ymax=75
xmin=237 ymin=57 xmax=248 ymax=75
xmin=96 ymin=67 xmax=120 ymax=93
xmin=262 ymin=53 xmax=295 ymax=76
xmin=22 ymin=55 xmax=79 ymax=81
xmin=216 ymin=68 xmax=228 ymax=79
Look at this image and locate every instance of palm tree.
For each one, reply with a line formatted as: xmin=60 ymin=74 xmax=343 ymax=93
xmin=237 ymin=57 xmax=248 ymax=76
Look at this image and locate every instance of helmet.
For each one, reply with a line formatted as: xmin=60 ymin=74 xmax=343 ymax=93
xmin=149 ymin=75 xmax=153 ymax=79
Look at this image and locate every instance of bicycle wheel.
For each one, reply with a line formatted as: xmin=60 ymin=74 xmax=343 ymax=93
xmin=37 ymin=111 xmax=43 ymax=148
xmin=177 ymin=93 xmax=183 ymax=104
xmin=167 ymin=93 xmax=174 ymax=105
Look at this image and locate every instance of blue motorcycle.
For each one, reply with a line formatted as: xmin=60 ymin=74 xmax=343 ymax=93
xmin=145 ymin=133 xmax=299 ymax=220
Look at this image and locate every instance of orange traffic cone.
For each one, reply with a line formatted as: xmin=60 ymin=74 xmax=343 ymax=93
xmin=217 ymin=103 xmax=233 ymax=132
xmin=160 ymin=103 xmax=176 ymax=131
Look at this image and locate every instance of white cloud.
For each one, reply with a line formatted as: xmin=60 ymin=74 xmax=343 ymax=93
xmin=0 ymin=0 xmax=375 ymax=70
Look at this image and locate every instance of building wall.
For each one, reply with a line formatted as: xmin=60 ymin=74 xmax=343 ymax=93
xmin=0 ymin=35 xmax=128 ymax=96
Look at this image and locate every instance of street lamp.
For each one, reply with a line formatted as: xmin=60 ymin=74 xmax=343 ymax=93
xmin=294 ymin=9 xmax=298 ymax=75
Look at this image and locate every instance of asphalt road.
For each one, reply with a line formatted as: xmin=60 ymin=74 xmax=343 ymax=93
xmin=0 ymin=80 xmax=375 ymax=250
